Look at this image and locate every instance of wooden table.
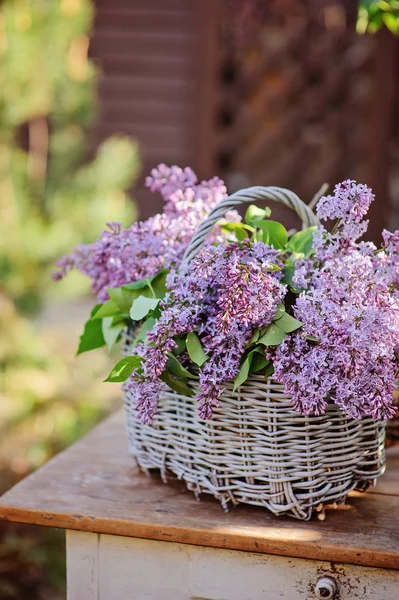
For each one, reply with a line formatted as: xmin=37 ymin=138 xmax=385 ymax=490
xmin=1 ymin=411 xmax=399 ymax=599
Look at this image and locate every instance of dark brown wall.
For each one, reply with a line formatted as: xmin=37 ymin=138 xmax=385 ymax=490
xmin=89 ymin=0 xmax=397 ymax=239
xmin=90 ymin=0 xmax=207 ymax=218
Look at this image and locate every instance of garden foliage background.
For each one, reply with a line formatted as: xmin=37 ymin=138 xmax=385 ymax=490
xmin=0 ymin=1 xmax=139 ymax=597
xmin=0 ymin=1 xmax=398 ymax=599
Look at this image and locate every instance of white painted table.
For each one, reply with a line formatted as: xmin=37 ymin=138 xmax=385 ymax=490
xmin=1 ymin=411 xmax=399 ymax=600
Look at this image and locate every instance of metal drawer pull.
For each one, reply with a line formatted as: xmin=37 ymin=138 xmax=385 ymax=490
xmin=315 ymin=576 xmax=338 ymax=599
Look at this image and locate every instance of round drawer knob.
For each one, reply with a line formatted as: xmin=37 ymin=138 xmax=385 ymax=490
xmin=315 ymin=576 xmax=338 ymax=599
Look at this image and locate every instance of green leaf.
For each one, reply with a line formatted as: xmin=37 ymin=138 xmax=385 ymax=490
xmin=265 ymin=263 xmax=281 ymax=272
xmin=305 ymin=335 xmax=321 ymax=343
xmin=220 ymin=222 xmax=253 ymax=242
xmin=122 ymin=269 xmax=169 ymax=298
xmin=245 ymin=204 xmax=272 ymax=226
xmin=92 ymin=299 xmax=121 ymax=319
xmin=256 ymin=220 xmax=288 ymax=249
xmin=250 ymin=352 xmax=269 ymax=373
xmin=172 ymin=335 xmax=187 ymax=356
xmin=166 ymin=353 xmax=197 ymax=379
xmin=234 ymin=349 xmax=271 ymax=390
xmin=264 ymin=362 xmax=275 ymax=379
xmin=273 ymin=303 xmax=286 ymax=320
xmin=104 ymin=356 xmax=143 ymax=382
xmin=76 ymin=308 xmax=106 ymax=355
xmin=102 ymin=317 xmax=125 ymax=353
xmin=151 ymin=269 xmax=169 ymax=298
xmin=129 ymin=296 xmax=160 ymax=321
xmin=107 ymin=288 xmax=130 ymax=313
xmin=90 ymin=304 xmax=103 ymax=318
xmin=246 ymin=329 xmax=260 ymax=347
xmin=132 ymin=317 xmax=156 ymax=347
xmin=287 ymin=226 xmax=317 ymax=256
xmin=108 ymin=286 xmax=148 ymax=314
xmin=249 ymin=349 xmax=268 ymax=373
xmin=258 ymin=322 xmax=287 ymax=346
xmin=235 ymin=227 xmax=250 ymax=242
xmin=276 ymin=313 xmax=303 ymax=333
xmin=383 ymin=12 xmax=399 ymax=34
xmin=281 ymin=265 xmax=295 ymax=285
xmin=122 ymin=278 xmax=155 ymax=292
xmin=186 ymin=332 xmax=208 ymax=366
xmin=233 ymin=355 xmax=252 ymax=391
xmin=121 ymin=285 xmax=153 ymax=306
xmin=161 ymin=371 xmax=195 ymax=397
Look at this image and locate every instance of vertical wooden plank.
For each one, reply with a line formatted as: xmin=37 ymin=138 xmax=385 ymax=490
xmin=194 ymin=0 xmax=221 ymax=178
xmin=66 ymin=530 xmax=99 ymax=600
xmin=365 ymin=28 xmax=399 ymax=241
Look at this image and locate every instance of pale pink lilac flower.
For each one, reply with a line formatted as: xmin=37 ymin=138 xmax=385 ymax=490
xmin=53 ymin=165 xmax=234 ymax=301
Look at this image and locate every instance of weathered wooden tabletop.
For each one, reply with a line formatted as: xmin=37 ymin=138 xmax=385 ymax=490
xmin=0 ymin=410 xmax=398 ymax=570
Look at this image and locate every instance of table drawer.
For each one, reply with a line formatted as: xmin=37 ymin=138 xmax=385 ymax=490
xmin=67 ymin=531 xmax=399 ymax=600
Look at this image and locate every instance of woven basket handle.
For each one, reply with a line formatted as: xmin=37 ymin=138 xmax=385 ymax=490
xmin=182 ymin=185 xmax=319 ymax=265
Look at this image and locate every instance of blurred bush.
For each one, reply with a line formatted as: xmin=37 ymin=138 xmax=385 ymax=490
xmin=0 ymin=1 xmax=140 ymax=598
xmin=357 ymin=1 xmax=399 ymax=34
xmin=0 ymin=0 xmax=140 ymax=313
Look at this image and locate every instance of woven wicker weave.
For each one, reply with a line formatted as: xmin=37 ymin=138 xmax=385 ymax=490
xmin=124 ymin=378 xmax=385 ymax=520
xmin=123 ymin=186 xmax=387 ymax=520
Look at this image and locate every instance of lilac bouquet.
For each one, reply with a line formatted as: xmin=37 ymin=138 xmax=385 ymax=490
xmin=56 ymin=169 xmax=399 ymax=426
xmin=53 ymin=164 xmax=231 ymax=301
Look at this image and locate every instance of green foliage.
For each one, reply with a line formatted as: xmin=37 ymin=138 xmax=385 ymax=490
xmin=132 ymin=317 xmax=156 ymax=347
xmin=233 ymin=347 xmax=268 ymax=391
xmin=275 ymin=312 xmax=303 ymax=333
xmin=243 ymin=205 xmax=317 ymax=255
xmin=102 ymin=317 xmax=126 ymax=353
xmin=104 ymin=356 xmax=142 ymax=383
xmin=244 ymin=204 xmax=272 ymax=226
xmin=160 ymin=371 xmax=195 ymax=397
xmin=130 ymin=297 xmax=160 ymax=321
xmin=77 ymin=305 xmax=105 ymax=355
xmin=357 ymin=1 xmax=399 ymax=34
xmin=77 ymin=269 xmax=170 ymax=356
xmin=166 ymin=353 xmax=197 ymax=379
xmin=258 ymin=322 xmax=287 ymax=346
xmin=287 ymin=226 xmax=317 ymax=257
xmin=0 ymin=3 xmax=140 ymax=595
xmin=0 ymin=0 xmax=140 ymax=314
xmin=233 ymin=304 xmax=303 ymax=390
xmin=256 ymin=220 xmax=288 ymax=249
xmin=186 ymin=332 xmax=208 ymax=366
xmin=233 ymin=355 xmax=252 ymax=391
xmin=122 ymin=269 xmax=169 ymax=296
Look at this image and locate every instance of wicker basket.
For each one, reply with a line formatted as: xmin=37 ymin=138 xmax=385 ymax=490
xmin=123 ymin=186 xmax=387 ymax=521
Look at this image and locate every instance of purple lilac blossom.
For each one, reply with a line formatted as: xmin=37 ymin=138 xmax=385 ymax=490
xmin=273 ymin=181 xmax=398 ymax=420
xmin=127 ymin=240 xmax=287 ymax=423
xmin=316 ymin=179 xmax=374 ymax=241
xmin=53 ymin=164 xmax=234 ymax=302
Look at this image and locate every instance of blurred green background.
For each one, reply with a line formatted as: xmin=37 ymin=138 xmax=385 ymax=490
xmin=0 ymin=1 xmax=139 ymax=598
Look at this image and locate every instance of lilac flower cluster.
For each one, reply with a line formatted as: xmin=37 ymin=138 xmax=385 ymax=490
xmin=273 ymin=181 xmax=398 ymax=420
xmin=127 ymin=240 xmax=286 ymax=422
xmin=57 ymin=162 xmax=399 ymax=425
xmin=53 ymin=164 xmax=230 ymax=301
xmin=316 ymin=179 xmax=374 ymax=241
